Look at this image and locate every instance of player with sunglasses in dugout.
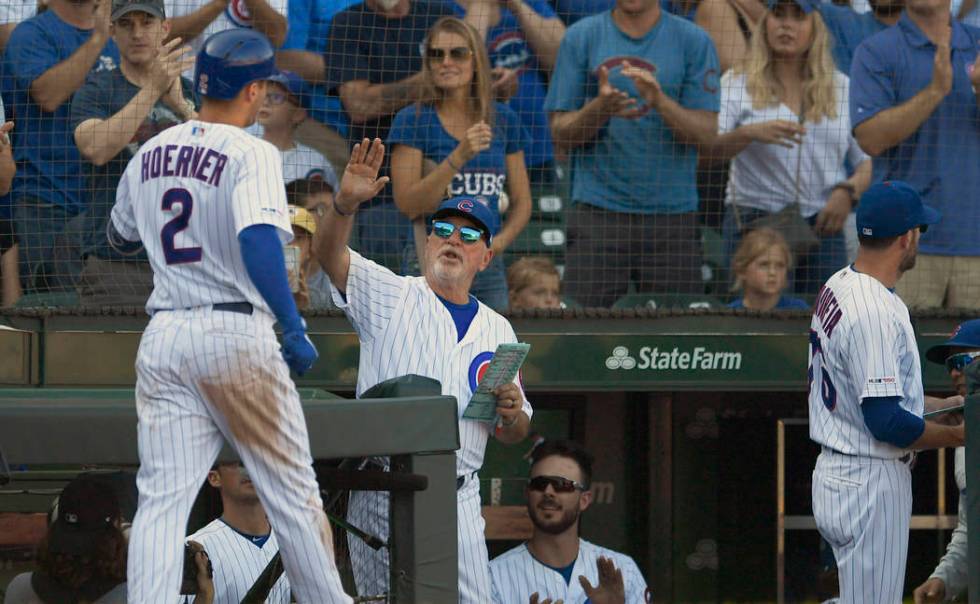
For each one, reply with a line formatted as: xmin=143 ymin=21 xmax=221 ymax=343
xmin=489 ymin=440 xmax=651 ymax=603
xmin=914 ymin=319 xmax=980 ymax=603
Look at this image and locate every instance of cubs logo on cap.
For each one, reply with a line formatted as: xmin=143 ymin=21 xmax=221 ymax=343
xmin=431 ymin=195 xmax=496 ymax=245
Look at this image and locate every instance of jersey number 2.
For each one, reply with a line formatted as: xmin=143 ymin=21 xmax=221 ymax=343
xmin=161 ymin=188 xmax=202 ymax=265
xmin=808 ymin=330 xmax=837 ymax=411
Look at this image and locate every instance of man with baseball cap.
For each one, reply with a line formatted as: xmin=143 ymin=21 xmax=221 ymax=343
xmin=912 ymin=319 xmax=980 ymax=603
xmin=68 ymin=0 xmax=196 ymax=304
xmin=808 ymin=180 xmax=966 ymax=603
xmin=315 ymin=143 xmax=532 ymax=602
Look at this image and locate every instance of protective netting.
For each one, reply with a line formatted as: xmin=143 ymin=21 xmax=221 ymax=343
xmin=0 ymin=0 xmax=978 ymax=314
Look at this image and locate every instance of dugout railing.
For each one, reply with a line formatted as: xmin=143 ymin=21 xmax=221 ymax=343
xmin=0 ymin=389 xmax=461 ymax=604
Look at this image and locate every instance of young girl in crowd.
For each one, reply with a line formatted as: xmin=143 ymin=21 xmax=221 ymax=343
xmin=387 ymin=16 xmax=532 ymax=310
xmin=507 ymin=256 xmax=561 ymax=310
xmin=728 ymin=228 xmax=809 ymax=310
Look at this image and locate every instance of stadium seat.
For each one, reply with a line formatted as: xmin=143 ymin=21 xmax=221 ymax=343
xmin=611 ymin=292 xmax=723 ymax=310
xmin=13 ymin=291 xmax=80 ymax=308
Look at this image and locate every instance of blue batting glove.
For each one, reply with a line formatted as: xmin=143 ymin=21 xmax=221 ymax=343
xmin=281 ymin=328 xmax=318 ymax=376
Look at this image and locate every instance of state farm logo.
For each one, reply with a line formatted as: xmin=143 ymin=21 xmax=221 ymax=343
xmin=605 ymin=346 xmax=636 ymax=370
xmin=604 ymin=345 xmax=743 ymax=371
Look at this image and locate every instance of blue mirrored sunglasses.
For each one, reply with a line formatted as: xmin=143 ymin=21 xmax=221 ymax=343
xmin=431 ymin=220 xmax=486 ymax=244
xmin=945 ymin=351 xmax=980 ymax=373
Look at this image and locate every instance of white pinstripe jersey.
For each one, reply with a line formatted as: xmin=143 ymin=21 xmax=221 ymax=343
xmin=331 ymin=250 xmax=533 ymax=474
xmin=808 ymin=265 xmax=924 ymax=458
xmin=165 ymin=0 xmax=288 ymax=57
xmin=184 ymin=519 xmax=290 ymax=604
xmin=111 ymin=121 xmax=292 ymax=315
xmin=489 ymin=539 xmax=651 ymax=604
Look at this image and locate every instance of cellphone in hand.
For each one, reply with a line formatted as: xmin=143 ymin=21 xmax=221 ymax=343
xmin=180 ymin=543 xmax=213 ymax=595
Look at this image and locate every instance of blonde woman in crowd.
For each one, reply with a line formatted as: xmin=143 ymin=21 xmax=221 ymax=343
xmin=701 ymin=0 xmax=870 ymax=294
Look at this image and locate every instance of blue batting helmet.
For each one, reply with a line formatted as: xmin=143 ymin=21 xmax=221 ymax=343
xmin=194 ymin=29 xmax=276 ymax=100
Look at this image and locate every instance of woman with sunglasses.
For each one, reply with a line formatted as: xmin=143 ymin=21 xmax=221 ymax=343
xmin=388 ymin=16 xmax=532 ymax=310
xmin=699 ymin=0 xmax=872 ymax=295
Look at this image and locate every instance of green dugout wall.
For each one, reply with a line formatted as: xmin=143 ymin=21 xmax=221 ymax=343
xmin=0 ymin=310 xmax=970 ymax=602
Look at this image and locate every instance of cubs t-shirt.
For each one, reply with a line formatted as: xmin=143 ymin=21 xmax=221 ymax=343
xmin=543 ymin=10 xmax=720 ymax=214
xmin=387 ymin=102 xmax=529 ymax=234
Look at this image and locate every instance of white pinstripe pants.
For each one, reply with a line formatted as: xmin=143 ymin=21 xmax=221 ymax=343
xmin=348 ymin=471 xmax=490 ymax=603
xmin=125 ymin=308 xmax=350 ymax=604
xmin=812 ymin=449 xmax=913 ymax=604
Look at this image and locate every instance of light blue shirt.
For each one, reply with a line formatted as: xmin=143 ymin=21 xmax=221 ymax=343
xmin=544 ymin=10 xmax=720 ymax=214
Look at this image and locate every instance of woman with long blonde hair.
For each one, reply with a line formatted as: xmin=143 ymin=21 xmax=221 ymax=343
xmin=701 ymin=0 xmax=871 ymax=294
xmin=388 ymin=16 xmax=532 ymax=310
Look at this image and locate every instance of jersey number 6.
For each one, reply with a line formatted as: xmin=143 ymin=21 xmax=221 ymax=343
xmin=161 ymin=188 xmax=203 ymax=265
xmin=808 ymin=329 xmax=837 ymax=411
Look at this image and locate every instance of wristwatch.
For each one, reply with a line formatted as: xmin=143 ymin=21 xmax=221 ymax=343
xmin=832 ymin=182 xmax=859 ymax=208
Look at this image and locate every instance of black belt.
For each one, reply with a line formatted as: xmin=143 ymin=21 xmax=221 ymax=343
xmin=823 ymin=446 xmax=914 ymax=465
xmin=457 ymin=472 xmax=477 ymax=490
xmin=212 ymin=302 xmax=253 ymax=315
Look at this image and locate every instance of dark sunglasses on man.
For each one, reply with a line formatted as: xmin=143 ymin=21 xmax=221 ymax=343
xmin=527 ymin=475 xmax=587 ymax=494
xmin=945 ymin=351 xmax=980 ymax=373
xmin=431 ymin=220 xmax=489 ymax=245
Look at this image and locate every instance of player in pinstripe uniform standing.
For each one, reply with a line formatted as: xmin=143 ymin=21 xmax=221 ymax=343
xmin=184 ymin=462 xmax=291 ymax=604
xmin=110 ymin=29 xmax=350 ymax=603
xmin=808 ymin=181 xmax=966 ymax=604
xmin=912 ymin=319 xmax=980 ymax=603
xmin=314 ymin=137 xmax=532 ymax=603
xmin=490 ymin=440 xmax=649 ymax=604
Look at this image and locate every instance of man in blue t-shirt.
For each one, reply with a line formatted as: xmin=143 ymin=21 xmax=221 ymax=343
xmin=543 ymin=0 xmax=719 ymax=307
xmin=850 ymin=0 xmax=980 ymax=310
xmin=3 ymin=0 xmax=119 ymax=293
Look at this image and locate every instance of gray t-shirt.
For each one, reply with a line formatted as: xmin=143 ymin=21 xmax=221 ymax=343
xmin=3 ymin=573 xmax=127 ymax=604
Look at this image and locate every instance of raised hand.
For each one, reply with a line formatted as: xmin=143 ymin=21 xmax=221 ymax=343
xmin=930 ymin=25 xmax=953 ymax=98
xmin=596 ymin=65 xmax=639 ymax=118
xmin=578 ymin=556 xmax=626 ymax=604
xmin=743 ymin=120 xmax=806 ymax=148
xmin=0 ymin=121 xmax=13 ymax=148
xmin=491 ymin=67 xmax=519 ymax=101
xmin=621 ymin=60 xmax=663 ymax=109
xmin=93 ymin=0 xmax=112 ymax=40
xmin=456 ymin=121 xmax=494 ymax=163
xmin=149 ymin=37 xmax=195 ymax=96
xmin=337 ymin=138 xmax=390 ymax=210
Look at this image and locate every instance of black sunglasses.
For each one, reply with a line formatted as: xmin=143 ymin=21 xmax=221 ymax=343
xmin=431 ymin=220 xmax=486 ymax=244
xmin=527 ymin=475 xmax=587 ymax=494
xmin=945 ymin=351 xmax=980 ymax=373
xmin=425 ymin=46 xmax=473 ymax=62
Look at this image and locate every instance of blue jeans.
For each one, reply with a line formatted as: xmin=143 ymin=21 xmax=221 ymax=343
xmin=722 ymin=206 xmax=846 ymax=296
xmin=401 ymin=245 xmax=509 ymax=311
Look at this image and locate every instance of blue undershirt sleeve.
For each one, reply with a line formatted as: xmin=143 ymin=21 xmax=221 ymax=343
xmin=861 ymin=396 xmax=926 ymax=449
xmin=238 ymin=224 xmax=303 ymax=334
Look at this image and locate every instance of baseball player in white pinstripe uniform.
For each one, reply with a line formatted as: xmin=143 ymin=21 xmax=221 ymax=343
xmin=313 ymin=138 xmax=532 ymax=603
xmin=809 ymin=181 xmax=965 ymax=604
xmin=183 ymin=462 xmax=291 ymax=604
xmin=111 ymin=29 xmax=350 ymax=603
xmin=912 ymin=319 xmax=980 ymax=603
xmin=490 ymin=440 xmax=649 ymax=604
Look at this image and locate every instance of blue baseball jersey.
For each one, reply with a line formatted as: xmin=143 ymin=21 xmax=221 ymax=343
xmin=543 ymin=10 xmax=720 ymax=214
xmin=849 ymin=14 xmax=980 ymax=255
xmin=387 ymin=102 xmax=529 ymax=234
xmin=3 ymin=10 xmax=119 ymax=211
xmin=452 ymin=0 xmax=556 ymax=168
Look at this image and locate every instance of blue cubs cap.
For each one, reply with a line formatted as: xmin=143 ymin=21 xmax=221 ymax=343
xmin=431 ymin=196 xmax=494 ymax=245
xmin=926 ymin=319 xmax=980 ymax=364
xmin=855 ymin=181 xmax=941 ymax=239
xmin=767 ymin=0 xmax=816 ymax=12
xmin=266 ymin=70 xmax=309 ymax=111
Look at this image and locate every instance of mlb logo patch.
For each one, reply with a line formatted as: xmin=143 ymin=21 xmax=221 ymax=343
xmin=862 ymin=227 xmax=873 ymax=236
xmin=191 ymin=125 xmax=206 ymax=137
